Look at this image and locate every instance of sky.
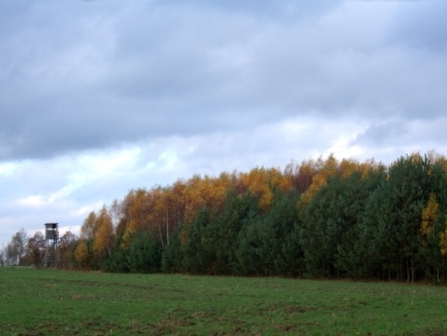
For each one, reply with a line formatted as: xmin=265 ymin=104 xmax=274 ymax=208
xmin=1 ymin=0 xmax=447 ymax=246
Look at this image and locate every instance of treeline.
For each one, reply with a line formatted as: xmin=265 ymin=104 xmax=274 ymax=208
xmin=5 ymin=152 xmax=447 ymax=283
xmin=1 ymin=228 xmax=77 ymax=268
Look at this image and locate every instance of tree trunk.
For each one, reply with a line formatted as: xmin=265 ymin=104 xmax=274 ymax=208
xmin=166 ymin=209 xmax=169 ymax=245
xmin=411 ymin=256 xmax=415 ymax=284
xmin=406 ymin=257 xmax=410 ymax=283
xmin=158 ymin=225 xmax=164 ymax=247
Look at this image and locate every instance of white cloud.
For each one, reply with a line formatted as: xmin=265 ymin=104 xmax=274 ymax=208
xmin=0 ymin=162 xmax=21 ymax=176
xmin=1 ymin=0 xmax=446 ymax=245
xmin=18 ymin=195 xmax=48 ymax=208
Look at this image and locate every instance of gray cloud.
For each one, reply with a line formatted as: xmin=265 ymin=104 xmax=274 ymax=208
xmin=157 ymin=0 xmax=341 ymax=20
xmin=2 ymin=0 xmax=447 ymax=245
xmin=353 ymin=119 xmax=408 ymax=147
xmin=387 ymin=0 xmax=447 ymax=53
xmin=0 ymin=0 xmax=446 ymax=163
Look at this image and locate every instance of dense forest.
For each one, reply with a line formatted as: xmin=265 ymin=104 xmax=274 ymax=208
xmin=4 ymin=152 xmax=447 ymax=283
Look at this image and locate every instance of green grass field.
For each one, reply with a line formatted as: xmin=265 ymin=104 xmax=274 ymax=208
xmin=1 ymin=267 xmax=446 ymax=335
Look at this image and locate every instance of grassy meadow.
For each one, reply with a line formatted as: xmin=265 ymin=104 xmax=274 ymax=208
xmin=0 ymin=267 xmax=447 ymax=335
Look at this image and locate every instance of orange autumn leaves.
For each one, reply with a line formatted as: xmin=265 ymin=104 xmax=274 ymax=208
xmin=422 ymin=193 xmax=447 ymax=256
xmin=72 ymin=153 xmax=447 ymax=273
xmin=75 ymin=155 xmax=384 ymax=269
xmin=74 ymin=206 xmax=114 ymax=268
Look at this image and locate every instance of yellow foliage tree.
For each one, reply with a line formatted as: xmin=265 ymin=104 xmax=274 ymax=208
xmin=127 ymin=188 xmax=151 ymax=233
xmin=284 ymin=159 xmax=317 ymax=193
xmin=93 ymin=205 xmax=114 ymax=258
xmin=297 ymin=155 xmax=339 ymax=211
xmin=421 ymin=193 xmax=438 ymax=238
xmin=74 ymin=242 xmax=90 ymax=269
xmin=338 ymin=158 xmax=359 ymax=178
xmin=183 ymin=173 xmax=234 ymax=224
xmin=440 ymin=214 xmax=447 ymax=257
xmin=440 ymin=226 xmax=447 ymax=257
xmin=296 ymin=155 xmax=380 ymax=212
xmin=80 ymin=211 xmax=99 ymax=241
xmin=238 ymin=167 xmax=292 ymax=211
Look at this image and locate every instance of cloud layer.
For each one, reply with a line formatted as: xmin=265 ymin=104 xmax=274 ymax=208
xmin=1 ymin=0 xmax=447 ymax=243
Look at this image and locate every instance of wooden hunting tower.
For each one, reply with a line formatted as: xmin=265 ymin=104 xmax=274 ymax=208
xmin=43 ymin=223 xmax=58 ymax=267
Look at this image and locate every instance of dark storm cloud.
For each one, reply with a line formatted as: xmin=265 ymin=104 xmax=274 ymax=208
xmin=1 ymin=0 xmax=446 ymax=161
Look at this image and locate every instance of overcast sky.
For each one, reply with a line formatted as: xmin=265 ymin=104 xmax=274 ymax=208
xmin=1 ymin=0 xmax=447 ymax=246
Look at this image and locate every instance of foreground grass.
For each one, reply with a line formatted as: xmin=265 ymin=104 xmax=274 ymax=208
xmin=0 ymin=267 xmax=447 ymax=335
